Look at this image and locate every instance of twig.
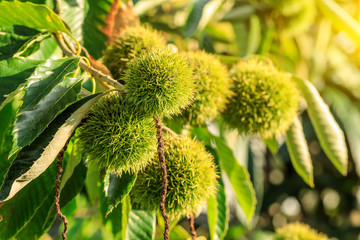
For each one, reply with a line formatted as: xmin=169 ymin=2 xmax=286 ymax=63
xmin=155 ymin=116 xmax=170 ymax=240
xmin=54 ymin=33 xmax=123 ymax=89
xmin=162 ymin=125 xmax=177 ymax=136
xmin=55 ymin=135 xmax=74 ymax=240
xmin=189 ymin=215 xmax=197 ymax=240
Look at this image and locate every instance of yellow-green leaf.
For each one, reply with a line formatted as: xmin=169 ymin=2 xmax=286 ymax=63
xmin=0 ymin=1 xmax=70 ymax=34
xmin=285 ymin=117 xmax=314 ymax=187
xmin=293 ymin=76 xmax=348 ymax=175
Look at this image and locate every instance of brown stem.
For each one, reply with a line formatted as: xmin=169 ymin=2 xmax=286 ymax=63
xmin=155 ymin=116 xmax=170 ymax=240
xmin=53 ymin=33 xmax=123 ymax=89
xmin=55 ymin=135 xmax=74 ymax=240
xmin=189 ymin=215 xmax=197 ymax=240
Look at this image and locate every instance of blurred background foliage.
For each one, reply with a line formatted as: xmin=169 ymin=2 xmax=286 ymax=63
xmin=28 ymin=0 xmax=360 ymax=239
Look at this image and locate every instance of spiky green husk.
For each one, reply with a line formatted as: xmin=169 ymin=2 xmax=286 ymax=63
xmin=180 ymin=51 xmax=233 ymax=126
xmin=264 ymin=0 xmax=315 ymax=35
xmin=275 ymin=222 xmax=329 ymax=240
xmin=102 ymin=26 xmax=165 ymax=80
xmin=124 ymin=48 xmax=195 ymax=117
xmin=222 ymin=56 xmax=299 ymax=138
xmin=131 ymin=134 xmax=218 ymax=219
xmin=77 ymin=92 xmax=157 ymax=174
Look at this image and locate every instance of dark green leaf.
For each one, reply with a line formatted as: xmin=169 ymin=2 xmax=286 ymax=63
xmin=0 ymin=94 xmax=102 ymax=202
xmin=0 ymin=1 xmax=70 ymax=34
xmin=13 ymin=75 xmax=82 ymax=154
xmin=0 ymin=161 xmax=57 ymax=240
xmin=15 ymin=147 xmax=88 ymax=239
xmin=104 ymin=172 xmax=137 ymax=215
xmin=12 ymin=57 xmax=81 ymax=154
xmin=293 ymin=76 xmax=348 ymax=175
xmin=0 ymin=25 xmax=40 ymax=60
xmin=0 ymin=95 xmax=22 ymax=186
xmin=285 ymin=117 xmax=314 ymax=187
xmin=0 ymin=57 xmax=42 ymax=107
xmin=100 ymin=183 xmax=123 ymax=239
xmin=83 ymin=0 xmax=114 ymax=59
xmin=19 ymin=57 xmax=79 ymax=112
xmin=14 ymin=190 xmax=56 ymax=240
xmin=43 ymin=157 xmax=88 ymax=228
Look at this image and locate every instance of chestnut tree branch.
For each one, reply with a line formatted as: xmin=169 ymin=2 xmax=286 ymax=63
xmin=189 ymin=215 xmax=197 ymax=240
xmin=155 ymin=116 xmax=170 ymax=240
xmin=54 ymin=34 xmax=124 ymax=89
xmin=55 ymin=134 xmax=74 ymax=240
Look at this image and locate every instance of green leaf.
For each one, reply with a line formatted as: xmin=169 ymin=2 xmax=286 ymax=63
xmin=122 ymin=195 xmax=131 ymax=240
xmin=0 ymin=93 xmax=22 ymax=186
xmin=14 ymin=190 xmax=55 ymax=240
xmin=207 ymin=149 xmax=229 ymax=240
xmin=126 ymin=210 xmax=156 ymax=240
xmin=0 ymin=1 xmax=70 ymax=34
xmin=327 ymin=89 xmax=360 ymax=177
xmin=214 ymin=137 xmax=256 ymax=224
xmin=0 ymin=25 xmax=40 ymax=60
xmin=0 ymin=161 xmax=57 ymax=239
xmin=221 ymin=5 xmax=254 ymax=22
xmin=246 ymin=15 xmax=261 ymax=55
xmin=0 ymin=94 xmax=102 ymax=202
xmin=285 ymin=117 xmax=314 ymax=187
xmin=155 ymin=218 xmax=190 ymax=240
xmin=100 ymin=184 xmax=123 ymax=239
xmin=103 ymin=172 xmax=137 ymax=215
xmin=184 ymin=0 xmax=211 ymax=37
xmin=28 ymin=37 xmax=60 ymax=60
xmin=19 ymin=57 xmax=79 ymax=112
xmin=83 ymin=0 xmax=114 ymax=59
xmin=232 ymin=22 xmax=248 ymax=57
xmin=247 ymin=139 xmax=266 ymax=226
xmin=12 ymin=57 xmax=81 ymax=154
xmin=316 ymin=0 xmax=360 ymax=48
xmin=15 ymin=148 xmax=88 ymax=240
xmin=62 ymin=0 xmax=86 ymax=42
xmin=293 ymin=76 xmax=348 ymax=175
xmin=263 ymin=136 xmax=278 ymax=154
xmin=43 ymin=157 xmax=88 ymax=228
xmin=0 ymin=57 xmax=42 ymax=107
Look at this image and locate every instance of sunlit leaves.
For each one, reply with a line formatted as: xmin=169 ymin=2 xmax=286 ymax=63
xmin=12 ymin=57 xmax=80 ymax=154
xmin=0 ymin=94 xmax=102 ymax=202
xmin=0 ymin=1 xmax=70 ymax=34
xmin=285 ymin=117 xmax=314 ymax=187
xmin=294 ymin=76 xmax=348 ymax=175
